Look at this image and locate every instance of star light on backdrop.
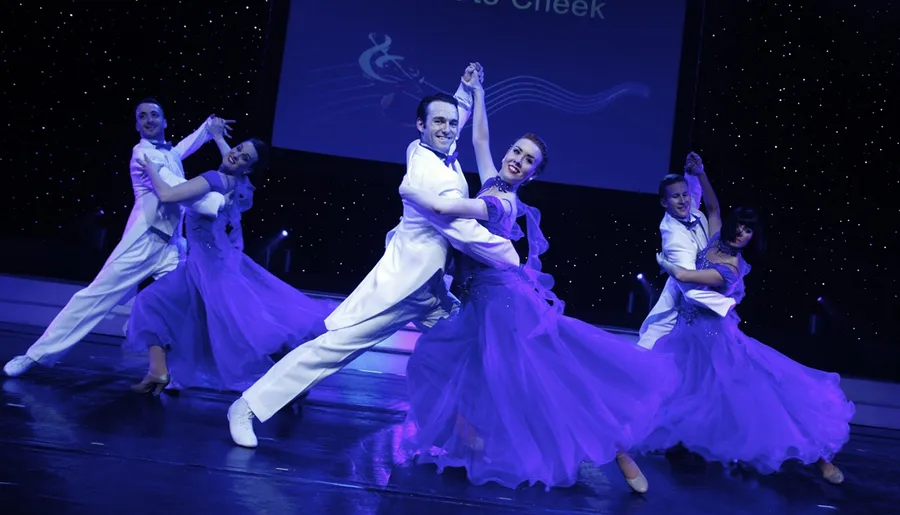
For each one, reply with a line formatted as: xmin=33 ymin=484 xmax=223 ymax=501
xmin=0 ymin=2 xmax=896 ymax=379
xmin=1 ymin=3 xmax=268 ymax=235
xmin=684 ymin=2 xmax=897 ymax=355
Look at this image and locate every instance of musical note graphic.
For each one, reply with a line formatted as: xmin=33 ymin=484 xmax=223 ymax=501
xmin=358 ymin=33 xmax=423 ymax=86
xmin=298 ymin=33 xmax=650 ymax=126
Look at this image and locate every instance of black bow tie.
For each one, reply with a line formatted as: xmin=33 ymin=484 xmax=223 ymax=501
xmin=152 ymin=140 xmax=173 ymax=151
xmin=679 ymin=217 xmax=701 ymax=230
xmin=421 ymin=143 xmax=457 ymax=167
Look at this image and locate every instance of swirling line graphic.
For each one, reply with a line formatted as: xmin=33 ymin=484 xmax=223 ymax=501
xmin=297 ymin=33 xmax=649 ymax=126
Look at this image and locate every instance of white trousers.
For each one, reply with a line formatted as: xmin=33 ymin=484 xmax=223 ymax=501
xmin=242 ymin=275 xmax=453 ymax=422
xmin=26 ymin=231 xmax=181 ymax=365
xmin=637 ymin=277 xmax=679 ymax=350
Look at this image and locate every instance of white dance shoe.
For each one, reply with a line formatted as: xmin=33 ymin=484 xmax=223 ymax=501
xmin=3 ymin=355 xmax=36 ymax=377
xmin=616 ymin=453 xmax=649 ymax=494
xmin=625 ymin=472 xmax=649 ymax=494
xmin=228 ymin=398 xmax=258 ymax=448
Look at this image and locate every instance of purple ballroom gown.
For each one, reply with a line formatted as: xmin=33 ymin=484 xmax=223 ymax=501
xmin=125 ymin=171 xmax=338 ymax=391
xmin=637 ymin=232 xmax=855 ymax=473
xmin=403 ymin=185 xmax=680 ymax=490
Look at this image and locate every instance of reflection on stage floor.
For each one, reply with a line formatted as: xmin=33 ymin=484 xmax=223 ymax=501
xmin=1 ymin=323 xmax=897 ymax=514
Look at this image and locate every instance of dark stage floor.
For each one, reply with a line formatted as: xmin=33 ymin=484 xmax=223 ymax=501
xmin=1 ymin=323 xmax=897 ymax=514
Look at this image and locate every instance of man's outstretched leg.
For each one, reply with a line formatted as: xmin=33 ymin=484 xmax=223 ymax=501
xmin=4 ymin=234 xmax=177 ymax=377
xmin=228 ymin=285 xmax=451 ymax=447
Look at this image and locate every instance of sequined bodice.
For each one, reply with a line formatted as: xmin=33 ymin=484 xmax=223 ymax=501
xmin=479 ymin=197 xmax=516 ymax=239
xmin=452 ymin=188 xmax=521 ymax=283
xmin=679 ymin=233 xmax=750 ymax=324
xmin=184 ymin=170 xmax=249 ymax=262
xmin=185 ymin=209 xmax=235 ymax=260
xmin=449 ymin=183 xmax=558 ymax=310
xmin=695 ymin=233 xmax=749 ymax=304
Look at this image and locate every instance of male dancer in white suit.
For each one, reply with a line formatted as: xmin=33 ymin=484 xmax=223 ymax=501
xmin=4 ymin=98 xmax=231 ymax=377
xmin=637 ymin=153 xmax=735 ymax=349
xmin=227 ymin=64 xmax=520 ymax=448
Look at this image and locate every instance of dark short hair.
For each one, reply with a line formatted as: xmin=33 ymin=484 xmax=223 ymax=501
xmin=246 ymin=138 xmax=270 ymax=173
xmin=416 ymin=93 xmax=459 ymax=125
xmin=658 ymin=173 xmax=687 ymax=199
xmin=721 ymin=207 xmax=766 ymax=255
xmin=135 ymin=97 xmax=164 ymax=118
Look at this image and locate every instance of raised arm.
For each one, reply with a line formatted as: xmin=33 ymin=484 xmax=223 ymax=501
xmin=685 ymin=173 xmax=703 ymax=212
xmin=206 ymin=116 xmax=235 ymax=158
xmin=452 ymin=82 xmax=473 ymax=142
xmin=213 ymin=136 xmax=230 ymax=157
xmin=461 ymin=64 xmax=498 ymax=186
xmin=171 ymin=116 xmax=215 ymax=161
xmin=684 ymin=152 xmax=703 ymax=211
xmin=448 ymin=63 xmax=480 ymax=153
xmin=408 ymin=154 xmax=519 ymax=269
xmin=685 ymin=153 xmax=722 ymax=235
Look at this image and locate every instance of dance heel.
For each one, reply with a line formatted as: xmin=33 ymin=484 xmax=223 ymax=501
xmin=131 ymin=373 xmax=171 ymax=396
xmin=823 ymin=465 xmax=844 ymax=484
xmin=616 ymin=454 xmax=649 ymax=494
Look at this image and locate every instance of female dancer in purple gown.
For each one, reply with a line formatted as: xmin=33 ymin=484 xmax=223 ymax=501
xmin=396 ymin=66 xmax=679 ymax=493
xmin=648 ymin=198 xmax=853 ymax=484
xmin=125 ymin=137 xmax=337 ymax=394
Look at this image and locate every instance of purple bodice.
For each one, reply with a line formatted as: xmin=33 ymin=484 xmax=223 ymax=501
xmin=480 ymin=195 xmax=520 ymax=239
xmin=452 ymin=189 xmax=523 ymax=285
xmin=679 ymin=232 xmax=751 ymax=323
xmin=449 ymin=179 xmax=555 ymax=309
xmin=182 ymin=171 xmax=234 ymax=261
xmin=696 ymin=232 xmax=750 ymax=303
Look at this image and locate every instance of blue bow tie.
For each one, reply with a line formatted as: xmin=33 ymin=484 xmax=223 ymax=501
xmin=420 ymin=143 xmax=457 ymax=167
xmin=679 ymin=217 xmax=700 ymax=230
xmin=151 ymin=140 xmax=173 ymax=151
xmin=443 ymin=151 xmax=458 ymax=167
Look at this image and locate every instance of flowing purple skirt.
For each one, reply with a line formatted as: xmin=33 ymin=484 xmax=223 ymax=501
xmin=637 ymin=309 xmax=855 ymax=473
xmin=404 ymin=266 xmax=680 ymax=490
xmin=125 ymin=252 xmax=338 ymax=391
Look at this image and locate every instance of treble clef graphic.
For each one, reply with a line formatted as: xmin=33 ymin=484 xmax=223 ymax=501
xmin=358 ymin=33 xmax=422 ymax=85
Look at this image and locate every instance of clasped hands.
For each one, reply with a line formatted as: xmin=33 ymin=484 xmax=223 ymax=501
xmin=461 ymin=62 xmax=485 ymax=92
xmin=207 ymin=114 xmax=235 ymax=139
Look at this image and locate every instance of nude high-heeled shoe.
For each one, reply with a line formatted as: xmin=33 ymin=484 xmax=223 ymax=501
xmin=131 ymin=372 xmax=171 ymax=396
xmin=616 ymin=453 xmax=649 ymax=494
xmin=822 ymin=464 xmax=844 ymax=484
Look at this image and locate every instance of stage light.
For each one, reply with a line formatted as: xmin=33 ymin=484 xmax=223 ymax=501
xmin=637 ymin=273 xmax=644 ymax=280
xmin=281 ymin=230 xmax=288 ymax=237
xmin=817 ymin=296 xmax=823 ymax=302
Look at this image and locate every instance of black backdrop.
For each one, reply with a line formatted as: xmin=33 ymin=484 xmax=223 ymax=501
xmin=0 ymin=1 xmax=896 ymax=381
